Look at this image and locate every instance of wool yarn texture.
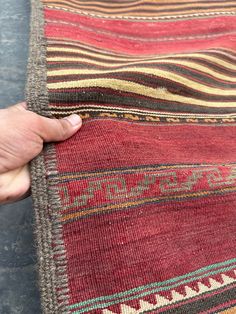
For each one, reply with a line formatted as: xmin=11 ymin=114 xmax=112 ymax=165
xmin=26 ymin=0 xmax=236 ymax=313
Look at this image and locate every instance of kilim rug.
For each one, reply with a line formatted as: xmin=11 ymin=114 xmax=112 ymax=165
xmin=26 ymin=0 xmax=236 ymax=313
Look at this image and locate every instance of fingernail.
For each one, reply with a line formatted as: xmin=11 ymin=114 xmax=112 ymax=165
xmin=64 ymin=114 xmax=82 ymax=127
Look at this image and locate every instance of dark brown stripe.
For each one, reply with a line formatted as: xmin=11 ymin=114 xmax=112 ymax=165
xmin=47 ymin=65 xmax=236 ymax=89
xmin=46 ymin=50 xmax=236 ymax=69
xmin=49 ymin=89 xmax=236 ymax=114
xmin=47 ymin=57 xmax=236 ymax=77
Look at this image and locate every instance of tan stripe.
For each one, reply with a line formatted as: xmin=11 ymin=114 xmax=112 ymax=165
xmin=47 ymin=46 xmax=236 ymax=64
xmin=43 ymin=1 xmax=236 ymax=15
xmin=47 ymin=46 xmax=149 ymax=61
xmin=47 ymin=53 xmax=236 ymax=71
xmin=47 ymin=78 xmax=236 ymax=107
xmin=48 ymin=40 xmax=138 ymax=58
xmin=47 ymin=64 xmax=236 ymax=84
xmin=44 ymin=5 xmax=236 ymax=20
xmin=45 ymin=5 xmax=236 ymax=18
xmin=43 ymin=0 xmax=236 ymax=8
xmin=44 ymin=0 xmax=236 ymax=11
xmin=47 ymin=68 xmax=236 ymax=96
xmin=43 ymin=0 xmax=153 ymax=8
xmin=47 ymin=46 xmax=145 ymax=60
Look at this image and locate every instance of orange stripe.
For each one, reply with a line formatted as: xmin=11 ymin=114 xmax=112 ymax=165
xmin=61 ymin=186 xmax=236 ymax=222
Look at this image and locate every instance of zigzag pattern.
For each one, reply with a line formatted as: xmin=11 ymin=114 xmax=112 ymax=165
xmin=103 ymin=272 xmax=236 ymax=314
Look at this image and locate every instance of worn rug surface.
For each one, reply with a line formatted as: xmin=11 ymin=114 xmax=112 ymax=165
xmin=26 ymin=0 xmax=236 ymax=313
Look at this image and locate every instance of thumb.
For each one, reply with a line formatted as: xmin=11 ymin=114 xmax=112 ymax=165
xmin=36 ymin=114 xmax=82 ymax=142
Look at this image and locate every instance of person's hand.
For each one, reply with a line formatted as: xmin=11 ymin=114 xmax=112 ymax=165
xmin=0 ymin=102 xmax=82 ymax=205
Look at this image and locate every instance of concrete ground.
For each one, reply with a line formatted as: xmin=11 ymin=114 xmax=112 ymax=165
xmin=0 ymin=0 xmax=41 ymax=312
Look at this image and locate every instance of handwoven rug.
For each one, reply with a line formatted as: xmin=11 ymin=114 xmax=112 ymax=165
xmin=26 ymin=0 xmax=236 ymax=313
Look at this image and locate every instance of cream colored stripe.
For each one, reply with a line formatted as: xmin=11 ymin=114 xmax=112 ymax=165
xmin=45 ymin=5 xmax=236 ymax=18
xmin=43 ymin=0 xmax=236 ymax=8
xmin=43 ymin=0 xmax=151 ymax=8
xmin=47 ymin=78 xmax=236 ymax=107
xmin=49 ymin=104 xmax=236 ymax=117
xmin=47 ymin=46 xmax=148 ymax=61
xmin=44 ymin=1 xmax=236 ymax=14
xmin=45 ymin=5 xmax=236 ymax=20
xmin=47 ymin=46 xmax=236 ymax=63
xmin=48 ymin=39 xmax=138 ymax=58
xmin=46 ymin=67 xmax=236 ymax=95
xmin=49 ymin=105 xmax=236 ymax=118
xmin=47 ymin=53 xmax=236 ymax=71
xmin=47 ymin=64 xmax=236 ymax=83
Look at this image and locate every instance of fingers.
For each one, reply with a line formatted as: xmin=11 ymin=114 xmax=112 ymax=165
xmin=0 ymin=102 xmax=82 ymax=205
xmin=9 ymin=101 xmax=82 ymax=142
xmin=36 ymin=114 xmax=82 ymax=142
xmin=0 ymin=165 xmax=30 ymax=205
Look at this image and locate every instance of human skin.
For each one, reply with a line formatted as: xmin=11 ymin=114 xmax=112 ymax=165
xmin=0 ymin=102 xmax=82 ymax=204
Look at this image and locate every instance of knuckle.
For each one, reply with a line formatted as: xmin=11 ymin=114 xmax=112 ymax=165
xmin=57 ymin=120 xmax=70 ymax=139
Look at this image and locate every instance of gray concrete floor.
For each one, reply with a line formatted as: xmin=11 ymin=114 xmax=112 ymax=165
xmin=0 ymin=0 xmax=41 ymax=313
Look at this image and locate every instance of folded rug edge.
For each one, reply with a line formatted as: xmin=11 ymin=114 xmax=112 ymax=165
xmin=25 ymin=0 xmax=70 ymax=313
